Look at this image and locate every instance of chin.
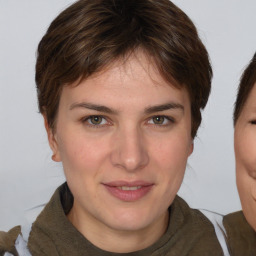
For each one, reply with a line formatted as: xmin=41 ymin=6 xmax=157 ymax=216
xmin=105 ymin=208 xmax=157 ymax=231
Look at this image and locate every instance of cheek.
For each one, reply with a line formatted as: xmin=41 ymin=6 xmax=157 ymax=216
xmin=235 ymin=132 xmax=256 ymax=177
xmin=155 ymin=135 xmax=191 ymax=164
xmin=236 ymin=130 xmax=256 ymax=231
xmin=237 ymin=172 xmax=256 ymax=231
xmin=152 ymin=134 xmax=191 ymax=183
xmin=57 ymin=132 xmax=110 ymax=174
xmin=152 ymin=136 xmax=190 ymax=206
xmin=237 ymin=171 xmax=251 ymax=199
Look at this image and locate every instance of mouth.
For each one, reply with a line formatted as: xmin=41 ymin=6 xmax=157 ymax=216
xmin=102 ymin=181 xmax=154 ymax=202
xmin=117 ymin=186 xmax=142 ymax=191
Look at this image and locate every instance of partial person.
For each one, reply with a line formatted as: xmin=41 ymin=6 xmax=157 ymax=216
xmin=0 ymin=0 xmax=224 ymax=255
xmin=223 ymin=53 xmax=256 ymax=255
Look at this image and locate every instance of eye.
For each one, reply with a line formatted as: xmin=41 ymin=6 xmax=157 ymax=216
xmin=84 ymin=115 xmax=108 ymax=126
xmin=250 ymin=120 xmax=256 ymax=125
xmin=148 ymin=116 xmax=174 ymax=126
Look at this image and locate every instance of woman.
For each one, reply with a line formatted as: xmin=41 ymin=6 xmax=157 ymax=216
xmin=223 ymin=53 xmax=256 ymax=255
xmin=0 ymin=0 xmax=224 ymax=255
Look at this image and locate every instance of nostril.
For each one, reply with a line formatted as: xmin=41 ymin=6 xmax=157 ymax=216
xmin=110 ymin=129 xmax=149 ymax=171
xmin=110 ymin=145 xmax=149 ymax=171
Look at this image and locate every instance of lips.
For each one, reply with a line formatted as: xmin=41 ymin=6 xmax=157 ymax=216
xmin=102 ymin=181 xmax=154 ymax=202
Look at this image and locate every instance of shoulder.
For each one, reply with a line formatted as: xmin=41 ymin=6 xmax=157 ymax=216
xmin=223 ymin=210 xmax=256 ymax=236
xmin=169 ymin=196 xmax=224 ymax=255
xmin=224 ymin=210 xmax=249 ymax=227
xmin=0 ymin=226 xmax=21 ymax=256
xmin=173 ymin=196 xmax=214 ymax=224
xmin=223 ymin=211 xmax=256 ymax=255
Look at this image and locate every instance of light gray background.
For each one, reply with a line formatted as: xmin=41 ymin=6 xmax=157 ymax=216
xmin=1 ymin=0 xmax=256 ymax=231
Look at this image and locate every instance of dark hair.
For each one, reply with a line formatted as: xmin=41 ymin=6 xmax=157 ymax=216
xmin=36 ymin=0 xmax=212 ymax=138
xmin=234 ymin=53 xmax=256 ymax=125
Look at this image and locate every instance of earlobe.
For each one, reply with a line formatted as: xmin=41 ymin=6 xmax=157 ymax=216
xmin=189 ymin=141 xmax=194 ymax=156
xmin=43 ymin=115 xmax=61 ymax=162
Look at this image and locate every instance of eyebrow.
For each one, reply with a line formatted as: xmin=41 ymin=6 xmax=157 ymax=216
xmin=144 ymin=103 xmax=184 ymax=114
xmin=69 ymin=102 xmax=118 ymax=114
xmin=69 ymin=102 xmax=184 ymax=114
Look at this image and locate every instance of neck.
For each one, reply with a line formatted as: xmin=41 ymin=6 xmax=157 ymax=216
xmin=67 ymin=202 xmax=169 ymax=253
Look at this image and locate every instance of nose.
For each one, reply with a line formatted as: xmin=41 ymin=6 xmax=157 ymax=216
xmin=110 ymin=126 xmax=149 ymax=172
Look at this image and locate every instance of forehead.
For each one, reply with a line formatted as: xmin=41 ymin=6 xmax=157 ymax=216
xmin=85 ymin=51 xmax=170 ymax=86
xmin=61 ymin=52 xmax=190 ymax=108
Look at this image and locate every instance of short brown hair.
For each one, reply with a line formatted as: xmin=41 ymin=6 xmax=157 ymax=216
xmin=36 ymin=0 xmax=212 ymax=138
xmin=234 ymin=53 xmax=256 ymax=125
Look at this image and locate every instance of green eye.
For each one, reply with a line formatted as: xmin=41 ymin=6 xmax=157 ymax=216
xmin=152 ymin=116 xmax=165 ymax=124
xmin=148 ymin=116 xmax=173 ymax=126
xmin=89 ymin=116 xmax=104 ymax=125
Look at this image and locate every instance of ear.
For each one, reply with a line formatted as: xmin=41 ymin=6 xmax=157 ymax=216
xmin=43 ymin=115 xmax=61 ymax=162
xmin=188 ymin=140 xmax=194 ymax=156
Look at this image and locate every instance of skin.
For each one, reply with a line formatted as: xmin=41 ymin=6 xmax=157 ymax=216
xmin=235 ymin=83 xmax=256 ymax=231
xmin=45 ymin=51 xmax=193 ymax=253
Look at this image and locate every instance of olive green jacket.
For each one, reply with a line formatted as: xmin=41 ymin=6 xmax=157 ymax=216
xmin=0 ymin=183 xmax=224 ymax=256
xmin=223 ymin=211 xmax=256 ymax=256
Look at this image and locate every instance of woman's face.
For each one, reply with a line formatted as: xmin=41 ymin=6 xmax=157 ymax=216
xmin=235 ymin=83 xmax=256 ymax=231
xmin=46 ymin=52 xmax=193 ymax=246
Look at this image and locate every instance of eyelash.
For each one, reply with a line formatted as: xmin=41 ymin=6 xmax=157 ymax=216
xmin=147 ymin=115 xmax=175 ymax=127
xmin=81 ymin=115 xmax=110 ymax=128
xmin=80 ymin=115 xmax=175 ymax=128
xmin=250 ymin=120 xmax=256 ymax=125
